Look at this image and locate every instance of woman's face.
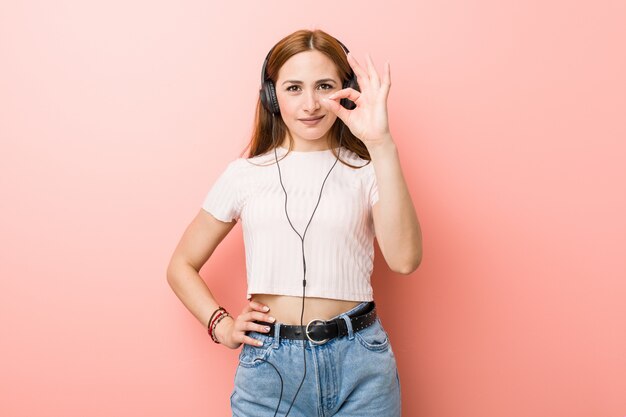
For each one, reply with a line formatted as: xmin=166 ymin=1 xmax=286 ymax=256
xmin=275 ymin=50 xmax=342 ymax=150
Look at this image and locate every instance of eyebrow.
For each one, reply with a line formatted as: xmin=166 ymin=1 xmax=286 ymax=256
xmin=281 ymin=78 xmax=337 ymax=85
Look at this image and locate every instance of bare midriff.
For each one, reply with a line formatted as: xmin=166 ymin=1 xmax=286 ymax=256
xmin=250 ymin=294 xmax=363 ymax=325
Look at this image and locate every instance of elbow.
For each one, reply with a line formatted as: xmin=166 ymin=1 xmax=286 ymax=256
xmin=167 ymin=256 xmax=201 ymax=285
xmin=386 ymin=228 xmax=423 ymax=275
xmin=394 ymin=261 xmax=420 ymax=275
xmin=166 ymin=258 xmax=187 ymax=286
xmin=392 ymin=250 xmax=422 ymax=275
xmin=166 ymin=262 xmax=177 ymax=286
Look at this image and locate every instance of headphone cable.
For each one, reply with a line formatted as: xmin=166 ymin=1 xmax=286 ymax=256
xmin=251 ymin=119 xmax=344 ymax=417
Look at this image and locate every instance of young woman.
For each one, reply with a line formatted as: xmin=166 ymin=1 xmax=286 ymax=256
xmin=167 ymin=29 xmax=422 ymax=417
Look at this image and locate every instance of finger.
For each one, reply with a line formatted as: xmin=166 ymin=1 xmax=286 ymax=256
xmin=247 ymin=321 xmax=272 ymax=334
xmin=381 ymin=61 xmax=391 ymax=98
xmin=245 ymin=310 xmax=275 ymax=323
xmin=321 ymin=96 xmax=350 ymax=125
xmin=347 ymin=52 xmax=369 ymax=89
xmin=248 ymin=300 xmax=270 ymax=312
xmin=243 ymin=335 xmax=265 ymax=347
xmin=365 ymin=53 xmax=380 ymax=88
xmin=328 ymin=87 xmax=360 ymax=102
xmin=236 ymin=319 xmax=271 ymax=334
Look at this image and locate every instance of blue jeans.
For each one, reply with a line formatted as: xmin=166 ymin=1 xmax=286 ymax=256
xmin=230 ymin=301 xmax=402 ymax=417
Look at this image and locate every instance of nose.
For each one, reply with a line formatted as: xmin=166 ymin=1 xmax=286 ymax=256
xmin=303 ymin=89 xmax=320 ymax=112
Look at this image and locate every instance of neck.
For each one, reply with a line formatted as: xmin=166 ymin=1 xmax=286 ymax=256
xmin=280 ymin=139 xmax=334 ymax=153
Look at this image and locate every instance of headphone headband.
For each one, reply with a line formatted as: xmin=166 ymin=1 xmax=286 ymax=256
xmin=260 ymin=38 xmax=351 ymax=84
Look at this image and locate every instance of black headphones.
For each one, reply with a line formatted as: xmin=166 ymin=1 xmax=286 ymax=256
xmin=259 ymin=36 xmax=360 ymax=115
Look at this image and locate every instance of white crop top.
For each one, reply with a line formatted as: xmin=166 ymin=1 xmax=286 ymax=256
xmin=201 ymin=146 xmax=379 ymax=301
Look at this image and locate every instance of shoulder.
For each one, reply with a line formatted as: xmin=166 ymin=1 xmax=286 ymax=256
xmin=218 ymin=152 xmax=276 ymax=180
xmin=218 ymin=157 xmax=246 ymax=176
xmin=240 ymin=147 xmax=283 ymax=166
xmin=223 ymin=154 xmax=271 ymax=170
xmin=208 ymin=157 xmax=248 ymax=185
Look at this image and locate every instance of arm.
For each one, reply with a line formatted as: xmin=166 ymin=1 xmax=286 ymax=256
xmin=320 ymin=53 xmax=421 ymax=273
xmin=166 ymin=209 xmax=236 ymax=330
xmin=166 ymin=209 xmax=272 ymax=348
xmin=369 ymin=138 xmax=423 ymax=274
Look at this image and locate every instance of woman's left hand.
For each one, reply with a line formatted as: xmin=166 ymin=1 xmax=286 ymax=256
xmin=321 ymin=52 xmax=393 ymax=148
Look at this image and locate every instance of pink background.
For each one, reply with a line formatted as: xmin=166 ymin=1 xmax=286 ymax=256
xmin=1 ymin=1 xmax=625 ymax=416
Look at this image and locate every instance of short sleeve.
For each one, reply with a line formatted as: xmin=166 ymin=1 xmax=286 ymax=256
xmin=201 ymin=159 xmax=243 ymax=222
xmin=363 ymin=161 xmax=379 ymax=207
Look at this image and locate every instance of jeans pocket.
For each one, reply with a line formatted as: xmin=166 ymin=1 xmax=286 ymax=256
xmin=238 ymin=334 xmax=274 ymax=368
xmin=354 ymin=317 xmax=390 ymax=352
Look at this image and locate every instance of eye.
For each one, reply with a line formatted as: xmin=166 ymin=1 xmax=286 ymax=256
xmin=319 ymin=83 xmax=334 ymax=90
xmin=286 ymin=85 xmax=300 ymax=92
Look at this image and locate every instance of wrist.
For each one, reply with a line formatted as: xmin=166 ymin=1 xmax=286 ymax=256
xmin=214 ymin=315 xmax=234 ymax=344
xmin=367 ymin=138 xmax=397 ymax=159
xmin=207 ymin=306 xmax=230 ymax=343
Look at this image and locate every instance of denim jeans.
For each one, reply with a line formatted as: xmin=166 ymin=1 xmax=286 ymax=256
xmin=230 ymin=301 xmax=402 ymax=417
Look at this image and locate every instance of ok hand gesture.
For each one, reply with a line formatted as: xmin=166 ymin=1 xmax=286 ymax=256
xmin=321 ymin=53 xmax=393 ymax=149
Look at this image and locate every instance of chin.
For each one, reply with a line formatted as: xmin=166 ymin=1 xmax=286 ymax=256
xmin=298 ymin=126 xmax=334 ymax=139
xmin=299 ymin=133 xmax=332 ymax=142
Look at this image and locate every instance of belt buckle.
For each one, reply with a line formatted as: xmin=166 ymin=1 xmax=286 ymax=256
xmin=305 ymin=318 xmax=329 ymax=345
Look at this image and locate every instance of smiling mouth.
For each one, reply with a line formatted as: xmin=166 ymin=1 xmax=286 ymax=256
xmin=300 ymin=116 xmax=324 ymax=122
xmin=299 ymin=115 xmax=325 ymax=122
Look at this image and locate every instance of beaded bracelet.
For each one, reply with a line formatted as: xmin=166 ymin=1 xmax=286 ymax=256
xmin=207 ymin=306 xmax=226 ymax=333
xmin=210 ymin=312 xmax=231 ymax=343
xmin=209 ymin=309 xmax=226 ymax=338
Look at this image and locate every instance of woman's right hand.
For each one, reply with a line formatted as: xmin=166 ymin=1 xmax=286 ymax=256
xmin=214 ymin=301 xmax=275 ymax=349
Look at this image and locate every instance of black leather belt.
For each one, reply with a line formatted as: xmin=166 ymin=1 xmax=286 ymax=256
xmin=253 ymin=301 xmax=377 ymax=345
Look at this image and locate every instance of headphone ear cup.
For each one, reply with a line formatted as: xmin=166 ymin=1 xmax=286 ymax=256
xmin=268 ymin=80 xmax=280 ymax=114
xmin=340 ymin=77 xmax=360 ymax=110
xmin=260 ymin=80 xmax=280 ymax=114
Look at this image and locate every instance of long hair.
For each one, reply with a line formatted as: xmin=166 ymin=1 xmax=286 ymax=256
xmin=239 ymin=29 xmax=372 ymax=168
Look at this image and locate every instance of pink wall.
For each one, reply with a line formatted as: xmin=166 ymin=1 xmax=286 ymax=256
xmin=1 ymin=1 xmax=624 ymax=416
